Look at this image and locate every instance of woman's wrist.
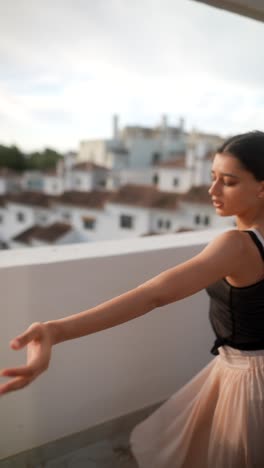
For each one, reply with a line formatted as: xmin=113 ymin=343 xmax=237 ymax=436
xmin=44 ymin=320 xmax=62 ymax=346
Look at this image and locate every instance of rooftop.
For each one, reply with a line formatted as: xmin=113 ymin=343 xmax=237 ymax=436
xmin=110 ymin=184 xmax=180 ymax=210
xmin=13 ymin=222 xmax=72 ymax=244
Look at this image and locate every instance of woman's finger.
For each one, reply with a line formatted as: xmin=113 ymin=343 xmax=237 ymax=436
xmin=0 ymin=376 xmax=31 ymax=395
xmin=10 ymin=322 xmax=44 ymax=350
xmin=0 ymin=366 xmax=35 ymax=378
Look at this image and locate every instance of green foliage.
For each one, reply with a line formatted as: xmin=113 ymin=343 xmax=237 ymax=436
xmin=0 ymin=145 xmax=26 ymax=172
xmin=0 ymin=144 xmax=63 ymax=171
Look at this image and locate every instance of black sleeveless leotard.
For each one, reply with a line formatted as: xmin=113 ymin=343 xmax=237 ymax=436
xmin=206 ymin=228 xmax=264 ymax=355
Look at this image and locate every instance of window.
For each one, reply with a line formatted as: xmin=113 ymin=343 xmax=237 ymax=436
xmin=204 ymin=215 xmax=210 ymax=226
xmin=166 ymin=220 xmax=171 ymax=229
xmin=63 ymin=212 xmax=71 ymax=220
xmin=0 ymin=215 xmax=3 ymax=223
xmin=153 ymin=174 xmax=159 ymax=185
xmin=17 ymin=212 xmax=25 ymax=222
xmin=173 ymin=178 xmax=179 ymax=187
xmin=120 ymin=214 xmax=133 ymax=229
xmin=194 ymin=214 xmax=201 ymax=225
xmin=152 ymin=152 xmax=161 ymax=164
xmin=83 ymin=218 xmax=95 ymax=229
xmin=52 ymin=184 xmax=57 ymax=191
xmin=157 ymin=219 xmax=163 ymax=228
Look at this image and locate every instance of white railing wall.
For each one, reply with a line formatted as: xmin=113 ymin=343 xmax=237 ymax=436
xmin=0 ymin=229 xmax=225 ymax=459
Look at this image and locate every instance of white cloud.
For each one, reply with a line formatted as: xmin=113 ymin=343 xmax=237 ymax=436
xmin=0 ymin=0 xmax=263 ymax=151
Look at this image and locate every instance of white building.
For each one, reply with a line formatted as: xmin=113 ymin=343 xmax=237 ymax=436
xmin=10 ymin=222 xmax=82 ymax=249
xmin=78 ymin=139 xmax=130 ymax=170
xmin=70 ymin=162 xmax=109 ymax=192
xmin=78 ymin=115 xmax=187 ymax=170
xmin=42 ymin=169 xmax=64 ymax=195
xmin=0 ymin=182 xmax=234 ymax=249
xmin=0 ymin=168 xmax=21 ymax=194
xmin=0 ymin=192 xmax=58 ymax=244
xmin=152 ymin=156 xmax=193 ymax=193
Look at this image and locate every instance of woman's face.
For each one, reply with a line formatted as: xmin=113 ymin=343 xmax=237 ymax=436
xmin=208 ymin=152 xmax=263 ymax=217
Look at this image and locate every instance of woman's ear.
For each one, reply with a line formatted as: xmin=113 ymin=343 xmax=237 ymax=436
xmin=257 ymin=181 xmax=264 ymax=198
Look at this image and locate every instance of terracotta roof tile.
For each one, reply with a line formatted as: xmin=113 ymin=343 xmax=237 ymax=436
xmin=43 ymin=169 xmax=58 ymax=176
xmin=56 ymin=190 xmax=114 ymax=209
xmin=0 ymin=195 xmax=7 ymax=207
xmin=180 ymin=186 xmax=211 ymax=205
xmin=155 ymin=157 xmax=186 ymax=169
xmin=7 ymin=191 xmax=58 ymax=208
xmin=175 ymin=227 xmax=195 ymax=233
xmin=73 ymin=162 xmax=109 ymax=171
xmin=13 ymin=222 xmax=72 ymax=244
xmin=110 ymin=184 xmax=179 ymax=210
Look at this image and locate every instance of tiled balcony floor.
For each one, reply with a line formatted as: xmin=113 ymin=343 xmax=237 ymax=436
xmin=0 ymin=403 xmax=162 ymax=468
xmin=1 ymin=438 xmax=138 ymax=468
xmin=37 ymin=439 xmax=138 ymax=468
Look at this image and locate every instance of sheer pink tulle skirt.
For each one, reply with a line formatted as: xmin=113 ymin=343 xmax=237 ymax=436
xmin=130 ymin=346 xmax=264 ymax=468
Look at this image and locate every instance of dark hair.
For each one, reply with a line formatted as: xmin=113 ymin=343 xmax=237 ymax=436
xmin=216 ymin=131 xmax=264 ymax=181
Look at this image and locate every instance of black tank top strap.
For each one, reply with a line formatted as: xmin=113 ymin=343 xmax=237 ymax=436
xmin=243 ymin=229 xmax=264 ymax=261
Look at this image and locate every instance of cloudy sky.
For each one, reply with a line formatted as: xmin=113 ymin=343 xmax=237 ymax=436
xmin=0 ymin=0 xmax=264 ymax=152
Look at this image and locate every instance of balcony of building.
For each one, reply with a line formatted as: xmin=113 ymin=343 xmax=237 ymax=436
xmin=0 ymin=228 xmax=227 ymax=467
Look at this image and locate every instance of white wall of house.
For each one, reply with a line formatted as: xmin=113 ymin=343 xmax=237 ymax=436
xmin=105 ymin=150 xmax=129 ymax=170
xmin=43 ymin=176 xmax=64 ymax=195
xmin=0 ymin=176 xmax=22 ymax=194
xmin=103 ymin=203 xmax=152 ymax=239
xmin=21 ymin=171 xmax=44 ymax=192
xmin=54 ymin=204 xmax=103 ymax=242
xmin=56 ymin=230 xmax=86 ymax=245
xmin=34 ymin=208 xmax=58 ymax=226
xmin=71 ymin=171 xmax=93 ymax=191
xmin=0 ymin=178 xmax=7 ymax=194
xmin=180 ymin=202 xmax=235 ymax=230
xmin=193 ymin=159 xmax=212 ymax=187
xmin=70 ymin=168 xmax=108 ymax=192
xmin=110 ymin=168 xmax=154 ymax=188
xmin=153 ymin=167 xmax=193 ymax=193
xmin=3 ymin=203 xmax=35 ymax=243
xmin=159 ymin=135 xmax=187 ymax=160
xmin=0 ymin=206 xmax=7 ymax=240
xmin=0 ymin=192 xmax=235 ymax=248
xmin=124 ymin=138 xmax=162 ymax=168
xmin=150 ymin=207 xmax=186 ymax=233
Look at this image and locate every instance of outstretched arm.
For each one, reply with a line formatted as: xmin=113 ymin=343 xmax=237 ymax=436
xmin=0 ymin=229 xmax=244 ymax=394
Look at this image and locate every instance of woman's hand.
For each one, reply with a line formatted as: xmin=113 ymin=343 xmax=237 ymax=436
xmin=0 ymin=322 xmax=52 ymax=395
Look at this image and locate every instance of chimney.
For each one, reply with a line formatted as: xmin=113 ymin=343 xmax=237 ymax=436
xmin=179 ymin=117 xmax=185 ymax=132
xmin=113 ymin=114 xmax=119 ymax=140
xmin=161 ymin=114 xmax=168 ymax=134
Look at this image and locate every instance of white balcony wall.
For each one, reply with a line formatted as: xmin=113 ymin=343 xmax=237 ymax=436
xmin=0 ymin=229 xmax=227 ymax=459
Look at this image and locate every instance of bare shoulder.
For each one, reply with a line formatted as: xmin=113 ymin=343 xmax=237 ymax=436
xmin=147 ymin=229 xmax=247 ymax=306
xmin=200 ymin=229 xmax=245 ymax=258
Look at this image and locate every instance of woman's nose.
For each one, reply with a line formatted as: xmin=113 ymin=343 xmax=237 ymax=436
xmin=208 ymin=180 xmax=221 ymax=196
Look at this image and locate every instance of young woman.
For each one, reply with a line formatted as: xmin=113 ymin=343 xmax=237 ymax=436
xmin=1 ymin=131 xmax=264 ymax=468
